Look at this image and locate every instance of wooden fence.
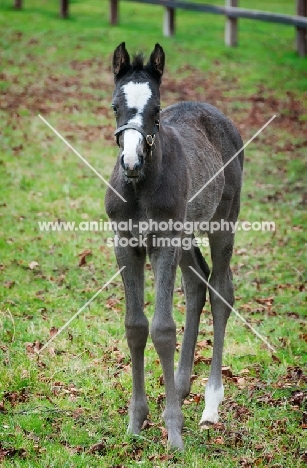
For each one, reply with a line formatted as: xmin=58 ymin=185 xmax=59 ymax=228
xmin=13 ymin=0 xmax=307 ymax=56
xmin=110 ymin=0 xmax=307 ymax=56
xmin=13 ymin=0 xmax=69 ymax=18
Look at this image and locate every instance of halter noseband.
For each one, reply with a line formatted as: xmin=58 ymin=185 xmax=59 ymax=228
xmin=114 ymin=121 xmax=159 ymax=150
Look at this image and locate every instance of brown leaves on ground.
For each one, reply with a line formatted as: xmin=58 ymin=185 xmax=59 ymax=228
xmin=92 ymin=345 xmax=131 ymax=378
xmin=105 ymin=296 xmax=122 ymax=313
xmin=0 ymin=69 xmax=104 ymax=116
xmin=148 ymin=453 xmax=174 ymax=462
xmin=199 ymin=365 xmax=249 ymax=389
xmin=2 ymin=56 xmax=307 ymax=149
xmin=87 ymin=440 xmax=106 ymax=455
xmin=3 ymin=388 xmax=29 ymax=407
xmin=196 ymin=339 xmax=213 ymax=349
xmin=206 ymin=420 xmax=249 ymax=449
xmin=78 ymin=248 xmax=92 ymax=267
xmin=183 ymin=393 xmax=203 ymax=405
xmin=223 ymin=400 xmax=252 ymax=422
xmin=51 ymin=382 xmax=83 ymax=400
xmin=276 ymin=366 xmax=307 ymax=387
xmin=238 ymin=454 xmax=275 ymax=467
xmin=3 ymin=280 xmax=15 ymax=289
xmin=237 ymin=297 xmax=276 ymax=316
xmin=25 ymin=340 xmax=43 ymax=354
xmin=0 ymin=444 xmax=26 ymax=461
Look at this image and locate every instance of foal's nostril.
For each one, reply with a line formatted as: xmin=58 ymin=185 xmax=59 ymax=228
xmin=120 ymin=154 xmax=129 ymax=170
xmin=133 ymin=155 xmax=144 ymax=170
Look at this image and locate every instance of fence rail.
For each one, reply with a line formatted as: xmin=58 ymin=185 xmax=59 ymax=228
xmin=110 ymin=0 xmax=307 ymax=56
xmin=13 ymin=0 xmax=307 ymax=56
xmin=116 ymin=0 xmax=307 ymax=27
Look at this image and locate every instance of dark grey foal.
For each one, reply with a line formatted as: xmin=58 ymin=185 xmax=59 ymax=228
xmin=105 ymin=43 xmax=244 ymax=450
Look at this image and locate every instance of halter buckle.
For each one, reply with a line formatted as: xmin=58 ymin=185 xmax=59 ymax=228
xmin=146 ymin=134 xmax=155 ymax=146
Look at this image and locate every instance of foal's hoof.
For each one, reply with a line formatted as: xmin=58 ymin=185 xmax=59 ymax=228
xmin=127 ymin=402 xmax=149 ymax=435
xmin=127 ymin=422 xmax=141 ymax=435
xmin=127 ymin=415 xmax=148 ymax=435
xmin=199 ymin=409 xmax=219 ymax=430
xmin=199 ymin=420 xmax=215 ymax=431
xmin=168 ymin=431 xmax=184 ymax=451
xmin=165 ymin=413 xmax=185 ymax=451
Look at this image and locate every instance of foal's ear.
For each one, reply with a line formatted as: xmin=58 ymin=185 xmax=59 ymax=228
xmin=147 ymin=43 xmax=165 ymax=83
xmin=113 ymin=42 xmax=131 ymax=82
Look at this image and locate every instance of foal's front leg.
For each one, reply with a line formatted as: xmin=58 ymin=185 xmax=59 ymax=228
xmin=114 ymin=235 xmax=149 ymax=434
xmin=148 ymin=238 xmax=184 ymax=450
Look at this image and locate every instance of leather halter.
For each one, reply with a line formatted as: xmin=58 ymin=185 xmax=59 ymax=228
xmin=114 ymin=121 xmax=159 ymax=150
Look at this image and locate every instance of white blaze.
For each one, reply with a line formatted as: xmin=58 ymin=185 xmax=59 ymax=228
xmin=121 ymin=82 xmax=152 ymax=170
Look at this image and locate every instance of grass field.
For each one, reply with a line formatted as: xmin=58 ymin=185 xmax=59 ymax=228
xmin=0 ymin=0 xmax=306 ymax=466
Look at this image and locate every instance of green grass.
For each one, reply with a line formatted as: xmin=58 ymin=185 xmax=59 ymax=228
xmin=0 ymin=0 xmax=306 ymax=466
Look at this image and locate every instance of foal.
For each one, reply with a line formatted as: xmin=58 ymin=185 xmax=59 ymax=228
xmin=105 ymin=43 xmax=244 ymax=449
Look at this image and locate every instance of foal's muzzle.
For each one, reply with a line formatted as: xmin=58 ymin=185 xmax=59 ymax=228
xmin=120 ymin=154 xmax=144 ymax=178
xmin=114 ymin=122 xmax=159 ymax=179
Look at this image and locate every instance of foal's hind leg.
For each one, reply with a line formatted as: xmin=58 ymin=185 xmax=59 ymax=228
xmin=114 ymin=238 xmax=149 ymax=434
xmin=175 ymin=242 xmax=210 ymax=403
xmin=199 ymin=232 xmax=234 ymax=427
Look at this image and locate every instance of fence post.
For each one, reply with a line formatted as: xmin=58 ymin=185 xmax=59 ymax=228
xmin=225 ymin=0 xmax=238 ymax=46
xmin=60 ymin=0 xmax=69 ymax=18
xmin=14 ymin=0 xmax=22 ymax=8
xmin=110 ymin=0 xmax=119 ymax=25
xmin=163 ymin=0 xmax=175 ymax=37
xmin=296 ymin=0 xmax=307 ymax=56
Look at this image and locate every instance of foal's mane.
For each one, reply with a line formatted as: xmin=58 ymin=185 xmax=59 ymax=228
xmin=131 ymin=53 xmax=145 ymax=71
xmin=130 ymin=53 xmax=157 ymax=80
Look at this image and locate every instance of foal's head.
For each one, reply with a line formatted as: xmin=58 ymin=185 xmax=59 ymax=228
xmin=112 ymin=43 xmax=165 ymax=181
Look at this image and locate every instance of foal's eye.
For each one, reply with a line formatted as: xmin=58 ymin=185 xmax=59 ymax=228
xmin=111 ymin=104 xmax=118 ymax=115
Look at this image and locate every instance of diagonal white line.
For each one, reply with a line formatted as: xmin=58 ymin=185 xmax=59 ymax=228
xmin=188 ymin=115 xmax=276 ymax=203
xmin=37 ymin=267 xmax=126 ymax=354
xmin=189 ymin=266 xmax=276 ymax=353
xmin=38 ymin=114 xmax=127 ymax=203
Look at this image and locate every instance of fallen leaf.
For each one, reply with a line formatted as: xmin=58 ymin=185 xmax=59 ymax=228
xmin=233 ymin=377 xmax=246 ymax=388
xmin=197 ymin=339 xmax=212 ymax=348
xmin=78 ymin=249 xmax=92 ymax=266
xmin=142 ymin=419 xmax=155 ymax=430
xmin=3 ymin=388 xmax=28 ymax=406
xmin=255 ymin=297 xmax=274 ymax=305
xmin=193 ymin=394 xmax=201 ymax=404
xmin=222 ymin=366 xmax=233 ymax=378
xmin=49 ymin=327 xmax=58 ymax=337
xmin=25 ymin=340 xmax=43 ymax=354
xmin=299 ymin=333 xmax=307 ymax=343
xmin=239 ymin=368 xmax=250 ymax=375
xmin=214 ymin=436 xmax=224 ymax=444
xmin=87 ymin=440 xmax=106 ymax=455
xmin=28 ymin=261 xmax=39 ymax=270
xmin=3 ymin=280 xmax=15 ymax=288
